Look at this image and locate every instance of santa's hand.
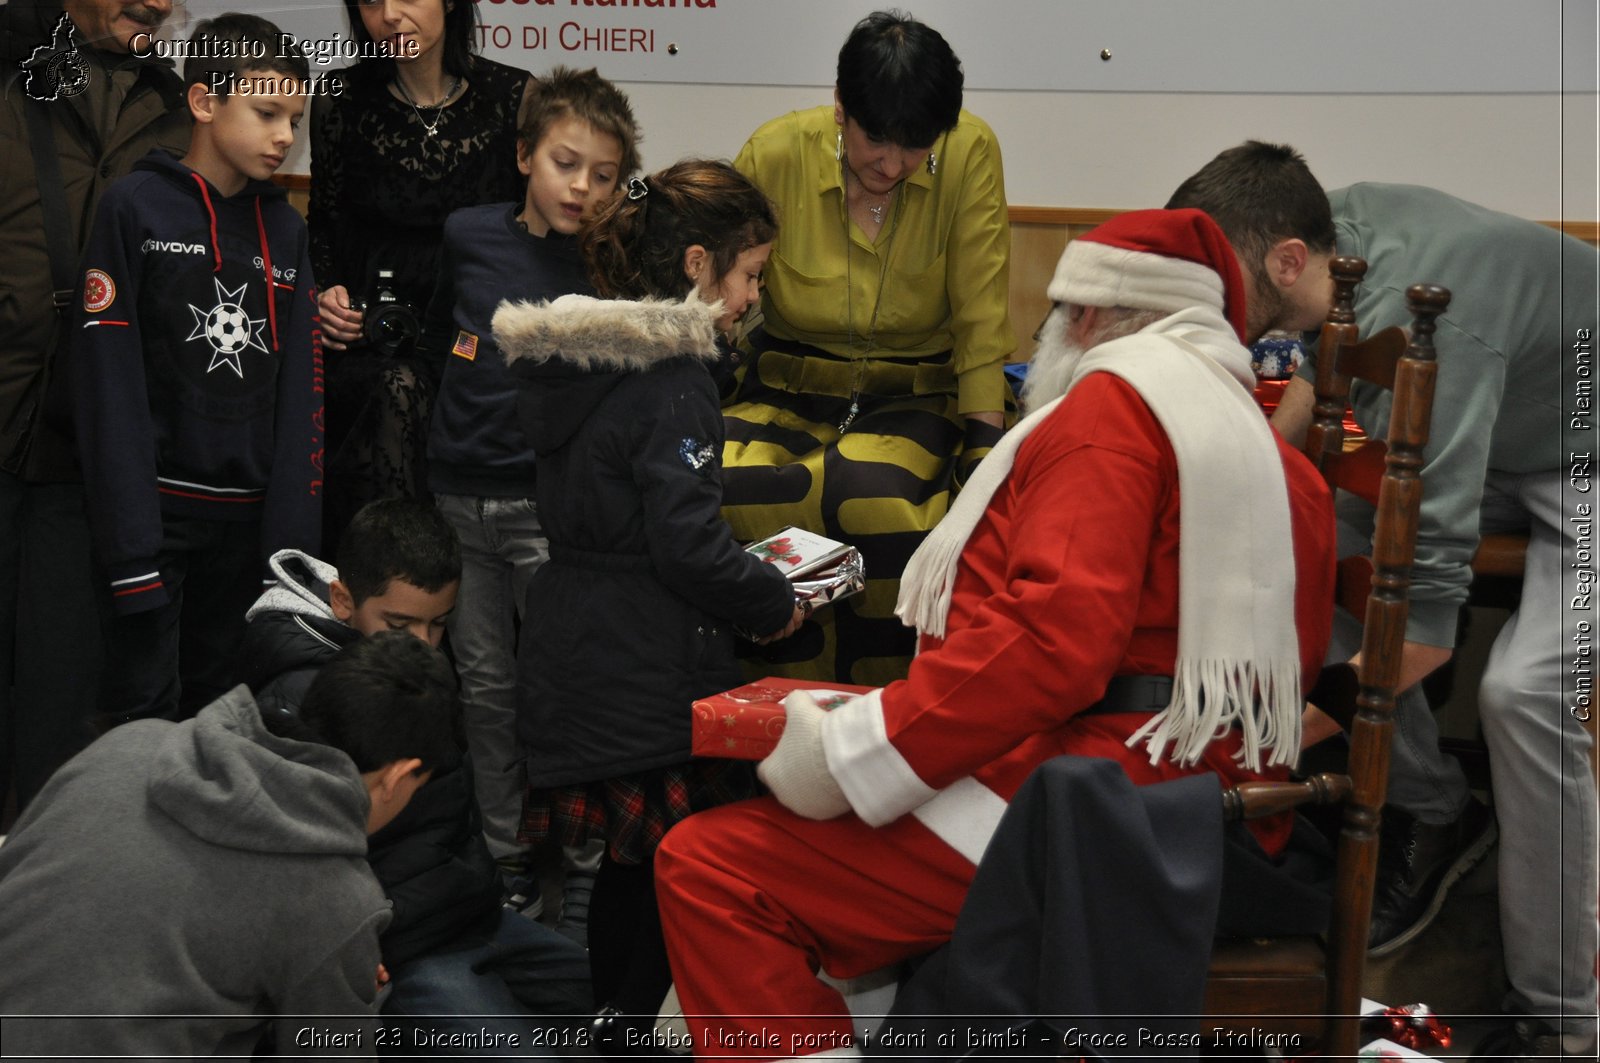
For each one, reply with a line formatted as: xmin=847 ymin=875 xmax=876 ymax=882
xmin=757 ymin=691 xmax=850 ymax=820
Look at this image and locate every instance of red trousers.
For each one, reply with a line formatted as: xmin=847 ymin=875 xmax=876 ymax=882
xmin=655 ymin=795 xmax=975 ymax=1060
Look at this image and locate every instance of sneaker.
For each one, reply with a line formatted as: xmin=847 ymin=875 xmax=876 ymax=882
xmin=556 ymin=868 xmax=596 ymax=948
xmin=1471 ymin=1017 xmax=1598 ymax=1061
xmin=1367 ymin=797 xmax=1497 ymax=956
xmin=500 ymin=859 xmax=545 ymax=921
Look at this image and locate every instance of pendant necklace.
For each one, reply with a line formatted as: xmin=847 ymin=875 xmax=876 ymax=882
xmin=839 ymin=165 xmax=901 ymax=433
xmin=396 ymin=74 xmax=461 ymax=138
xmin=845 ymin=160 xmax=894 ymax=228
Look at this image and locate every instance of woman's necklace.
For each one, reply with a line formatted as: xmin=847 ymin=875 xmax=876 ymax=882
xmin=845 ymin=166 xmax=894 ymax=228
xmin=395 ymin=74 xmax=462 ymax=138
xmin=839 ymin=164 xmax=902 ymax=433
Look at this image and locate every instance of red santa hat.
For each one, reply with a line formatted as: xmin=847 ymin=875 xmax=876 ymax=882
xmin=1046 ymin=208 xmax=1248 ymax=342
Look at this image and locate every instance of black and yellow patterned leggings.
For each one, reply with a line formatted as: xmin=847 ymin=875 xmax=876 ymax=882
xmin=721 ymin=337 xmax=1007 ymax=686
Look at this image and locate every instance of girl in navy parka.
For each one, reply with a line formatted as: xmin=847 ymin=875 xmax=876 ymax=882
xmin=492 ymin=159 xmax=804 ymax=1045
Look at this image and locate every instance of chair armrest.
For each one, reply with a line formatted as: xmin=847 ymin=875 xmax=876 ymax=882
xmin=1221 ymin=773 xmax=1352 ymax=821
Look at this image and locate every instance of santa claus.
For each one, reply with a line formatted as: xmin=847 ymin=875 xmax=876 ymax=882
xmin=655 ymin=208 xmax=1338 ymax=1060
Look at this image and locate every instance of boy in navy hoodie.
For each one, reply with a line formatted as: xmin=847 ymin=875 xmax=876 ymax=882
xmin=421 ymin=67 xmax=639 ymax=935
xmin=71 ymin=13 xmax=322 ymax=725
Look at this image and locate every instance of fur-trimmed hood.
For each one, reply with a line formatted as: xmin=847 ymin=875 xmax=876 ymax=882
xmin=492 ymin=292 xmax=724 ymax=455
xmin=493 ymin=292 xmax=721 ymax=372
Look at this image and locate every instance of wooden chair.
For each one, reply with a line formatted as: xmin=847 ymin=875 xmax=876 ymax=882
xmin=1302 ymin=254 xmax=1528 ymax=647
xmin=1203 ymin=261 xmax=1452 ymax=1058
xmin=1306 ymin=254 xmax=1523 ymax=780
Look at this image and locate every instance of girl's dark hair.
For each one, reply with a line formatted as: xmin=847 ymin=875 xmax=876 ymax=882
xmin=341 ymin=0 xmax=478 ymax=80
xmin=581 ymin=159 xmax=777 ymax=301
xmin=836 ymin=9 xmax=963 ymax=149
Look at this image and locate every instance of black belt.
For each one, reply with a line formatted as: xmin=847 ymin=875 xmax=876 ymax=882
xmin=1080 ymin=674 xmax=1174 ymax=716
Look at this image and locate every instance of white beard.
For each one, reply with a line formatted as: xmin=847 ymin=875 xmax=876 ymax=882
xmin=1020 ymin=308 xmax=1089 ymax=415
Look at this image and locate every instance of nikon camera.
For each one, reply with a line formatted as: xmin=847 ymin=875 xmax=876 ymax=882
xmin=357 ymin=267 xmax=421 ymax=357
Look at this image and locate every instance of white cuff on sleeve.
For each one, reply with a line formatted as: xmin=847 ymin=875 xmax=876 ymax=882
xmin=820 ymin=688 xmax=938 ymax=827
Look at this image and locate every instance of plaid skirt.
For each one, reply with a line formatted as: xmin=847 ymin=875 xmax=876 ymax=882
xmin=518 ymin=758 xmax=758 ymax=866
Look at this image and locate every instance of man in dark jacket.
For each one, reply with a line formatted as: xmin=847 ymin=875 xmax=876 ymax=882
xmin=241 ymin=499 xmax=591 ymax=1057
xmin=0 ymin=0 xmax=191 ymax=809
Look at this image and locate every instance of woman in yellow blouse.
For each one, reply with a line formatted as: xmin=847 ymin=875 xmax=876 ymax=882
xmin=725 ymin=10 xmax=1016 ymax=685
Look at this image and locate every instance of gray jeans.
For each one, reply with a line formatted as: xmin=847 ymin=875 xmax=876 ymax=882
xmin=436 ymin=493 xmax=550 ymax=862
xmin=1333 ymin=468 xmax=1597 ymax=1032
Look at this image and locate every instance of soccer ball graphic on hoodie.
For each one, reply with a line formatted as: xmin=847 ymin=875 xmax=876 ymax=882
xmin=188 ymin=278 xmax=267 ymax=378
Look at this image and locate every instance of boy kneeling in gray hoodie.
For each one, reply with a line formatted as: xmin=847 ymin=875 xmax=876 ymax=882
xmin=0 ymin=632 xmax=458 ymax=1059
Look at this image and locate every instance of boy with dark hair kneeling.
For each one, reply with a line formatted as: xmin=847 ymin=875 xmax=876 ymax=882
xmin=0 ymin=632 xmax=456 ymax=1059
xmin=242 ymin=498 xmax=591 ymax=1057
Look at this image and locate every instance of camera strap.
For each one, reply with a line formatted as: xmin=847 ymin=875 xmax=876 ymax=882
xmin=24 ymin=98 xmax=80 ymax=318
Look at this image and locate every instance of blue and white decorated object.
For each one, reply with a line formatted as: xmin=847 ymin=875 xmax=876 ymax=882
xmin=1250 ymin=331 xmax=1307 ymax=381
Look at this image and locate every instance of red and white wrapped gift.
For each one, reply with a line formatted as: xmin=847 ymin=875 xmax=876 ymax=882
xmin=691 ymin=676 xmax=874 ymax=760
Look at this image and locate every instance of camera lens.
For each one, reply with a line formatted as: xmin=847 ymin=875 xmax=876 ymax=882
xmin=365 ymin=303 xmax=419 ymax=356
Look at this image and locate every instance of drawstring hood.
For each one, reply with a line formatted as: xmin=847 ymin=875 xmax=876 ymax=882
xmin=254 ymin=197 xmax=279 ymax=351
xmin=189 ymin=171 xmax=222 ymax=273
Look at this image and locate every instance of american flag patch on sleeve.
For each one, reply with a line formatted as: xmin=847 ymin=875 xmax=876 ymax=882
xmin=451 ymin=330 xmax=479 ymax=361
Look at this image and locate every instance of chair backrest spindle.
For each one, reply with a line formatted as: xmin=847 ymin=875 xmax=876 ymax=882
xmin=1323 ymin=282 xmax=1450 ymax=1057
xmin=1305 ymin=256 xmax=1367 ymax=471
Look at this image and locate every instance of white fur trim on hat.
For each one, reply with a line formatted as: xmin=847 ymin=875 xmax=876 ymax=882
xmin=1048 ymin=240 xmax=1226 ymax=320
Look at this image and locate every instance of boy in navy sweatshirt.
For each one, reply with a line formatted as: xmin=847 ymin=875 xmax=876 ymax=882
xmin=420 ymin=67 xmax=639 ymax=933
xmin=71 ymin=13 xmax=322 ymax=725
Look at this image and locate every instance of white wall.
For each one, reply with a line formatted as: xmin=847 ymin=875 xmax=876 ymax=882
xmin=609 ymin=85 xmax=1598 ymax=222
xmin=182 ymin=0 xmax=1595 ymax=222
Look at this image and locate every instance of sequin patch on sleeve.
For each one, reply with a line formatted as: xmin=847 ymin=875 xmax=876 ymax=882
xmin=679 ymin=437 xmax=717 ymax=476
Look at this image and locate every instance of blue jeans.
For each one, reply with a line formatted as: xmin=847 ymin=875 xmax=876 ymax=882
xmin=436 ymin=494 xmax=550 ymax=860
xmin=382 ymin=910 xmax=593 ymax=1058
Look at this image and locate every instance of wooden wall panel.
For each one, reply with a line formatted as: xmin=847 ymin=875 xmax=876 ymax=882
xmin=1005 ymin=211 xmax=1599 ymax=364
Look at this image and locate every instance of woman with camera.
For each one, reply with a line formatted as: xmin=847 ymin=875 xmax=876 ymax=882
xmin=309 ymin=0 xmax=533 ymax=545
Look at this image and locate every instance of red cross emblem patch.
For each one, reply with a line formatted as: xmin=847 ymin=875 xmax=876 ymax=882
xmin=83 ymin=269 xmax=115 ymax=313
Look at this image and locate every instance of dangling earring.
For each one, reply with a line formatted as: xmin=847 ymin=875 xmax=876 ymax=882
xmin=926 ymin=150 xmax=938 ymax=176
xmin=835 ymin=129 xmax=843 ymax=161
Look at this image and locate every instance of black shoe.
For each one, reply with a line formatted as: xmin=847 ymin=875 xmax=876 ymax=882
xmin=1471 ymin=1017 xmax=1598 ymax=1061
xmin=1367 ymin=797 xmax=1497 ymax=956
xmin=591 ymin=1005 xmax=667 ymax=1059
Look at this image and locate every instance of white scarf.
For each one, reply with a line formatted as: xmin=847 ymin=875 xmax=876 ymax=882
xmin=895 ymin=307 xmax=1303 ymax=770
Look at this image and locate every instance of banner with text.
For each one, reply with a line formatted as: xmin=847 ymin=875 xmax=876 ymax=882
xmin=169 ymin=0 xmax=1585 ymax=94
